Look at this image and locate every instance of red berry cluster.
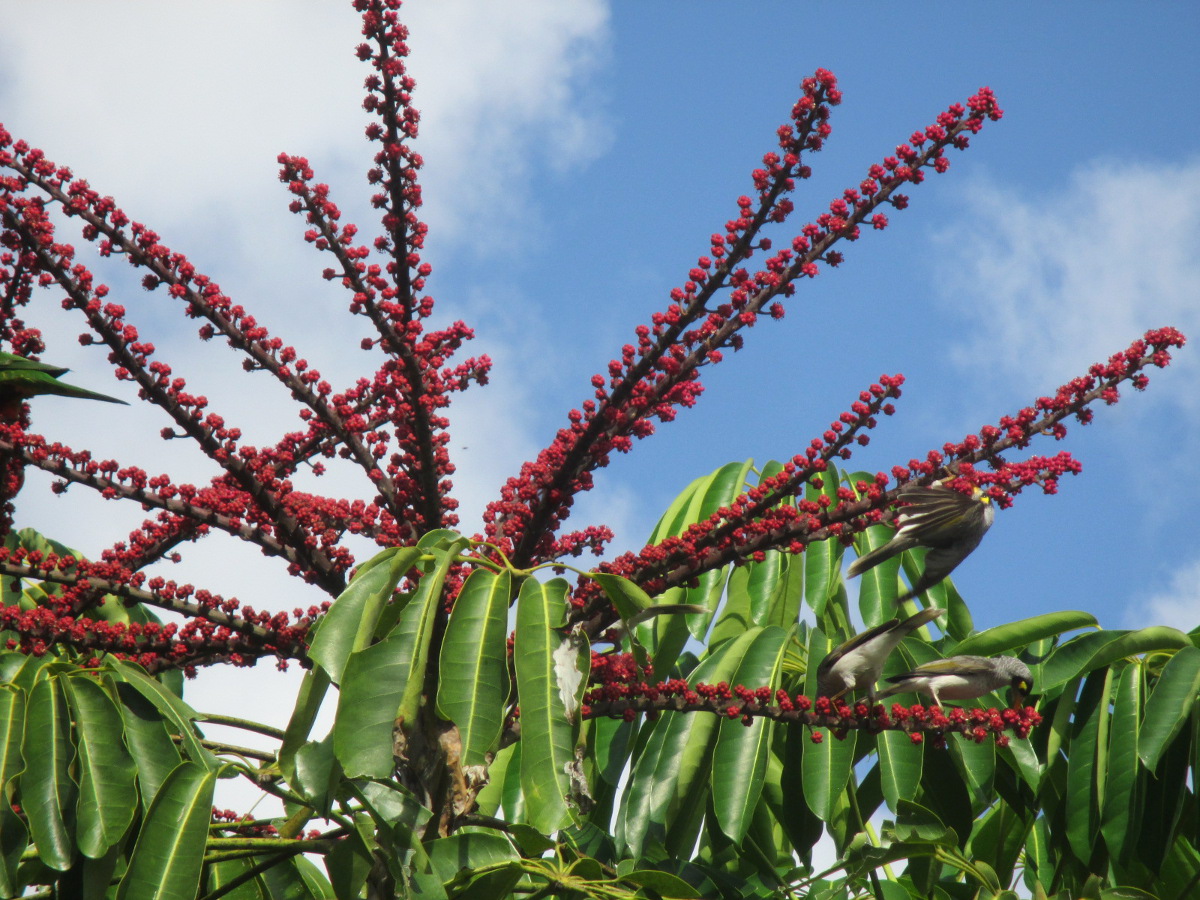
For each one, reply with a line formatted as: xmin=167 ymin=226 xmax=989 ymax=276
xmin=484 ymin=79 xmax=1004 ymax=570
xmin=583 ymin=675 xmax=1042 ymax=744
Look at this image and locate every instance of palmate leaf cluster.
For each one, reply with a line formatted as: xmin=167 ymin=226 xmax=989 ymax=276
xmin=0 ymin=464 xmax=1196 ymax=898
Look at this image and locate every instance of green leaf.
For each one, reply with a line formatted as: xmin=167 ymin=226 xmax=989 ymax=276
xmin=21 ymin=676 xmax=77 ymax=871
xmin=334 ymin=538 xmax=468 ymax=778
xmin=63 ymin=675 xmax=138 ymax=858
xmin=116 ymin=761 xmax=216 ymax=900
xmin=112 ymin=681 xmax=183 ymax=808
xmin=308 ymin=545 xmax=424 ymax=684
xmin=592 ymin=571 xmax=655 ymax=621
xmin=293 ymin=734 xmax=339 ymax=814
xmin=206 ymin=857 xmax=267 ymax=899
xmin=258 ymin=856 xmax=326 ymax=899
xmin=877 ymin=727 xmax=923 ymax=812
xmin=712 ymin=626 xmax=788 ymax=843
xmin=324 ymin=817 xmax=373 ymax=900
xmin=952 ymin=611 xmax=1098 ymax=657
xmin=514 ymin=577 xmax=579 ymax=834
xmin=802 ymin=629 xmax=857 ymax=822
xmin=353 ymin=779 xmax=430 ymax=834
xmin=473 ymin=741 xmax=514 ymax=818
xmin=279 ymin=667 xmax=330 ymax=787
xmin=1064 ymin=668 xmax=1109 ymax=862
xmin=621 ymin=868 xmax=702 ymax=898
xmin=1040 ymin=627 xmax=1191 ymax=692
xmin=949 ymin=730 xmax=996 ymax=814
xmin=647 ymin=460 xmax=753 ymax=637
xmin=1139 ymin=645 xmax=1200 ymax=771
xmin=437 ymin=568 xmax=513 ymax=765
xmin=428 ymin=832 xmax=519 ymax=885
xmin=0 ymin=684 xmax=27 ymax=895
xmin=617 ymin=631 xmax=756 ymax=855
xmin=396 ymin=537 xmax=469 ymax=729
xmin=804 ymin=463 xmax=843 ymax=617
xmin=103 ymin=659 xmax=216 ymax=769
xmin=853 ymin=521 xmax=902 ymax=623
xmin=1100 ymin=662 xmax=1142 ymax=866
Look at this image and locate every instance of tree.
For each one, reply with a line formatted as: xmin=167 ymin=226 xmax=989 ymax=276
xmin=0 ymin=1 xmax=1194 ymax=897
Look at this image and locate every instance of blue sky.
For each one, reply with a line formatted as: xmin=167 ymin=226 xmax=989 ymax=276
xmin=1 ymin=1 xmax=1198 ymax=766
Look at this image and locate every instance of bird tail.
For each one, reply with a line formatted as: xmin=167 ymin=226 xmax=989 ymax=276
xmin=846 ymin=540 xmax=902 ymax=578
xmin=897 ymin=606 xmax=946 ymax=633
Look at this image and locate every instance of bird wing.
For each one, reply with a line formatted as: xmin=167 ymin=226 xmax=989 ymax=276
xmin=885 ymin=655 xmax=992 ymax=683
xmin=817 ymin=618 xmax=901 ymax=676
xmin=894 ymin=484 xmax=989 ymax=548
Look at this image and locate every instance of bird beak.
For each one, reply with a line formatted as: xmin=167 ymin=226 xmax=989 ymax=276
xmin=1009 ymin=679 xmax=1031 ymax=710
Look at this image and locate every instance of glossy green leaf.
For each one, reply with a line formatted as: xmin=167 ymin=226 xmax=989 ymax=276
xmin=743 ymin=548 xmax=798 ymax=628
xmin=1100 ymin=662 xmax=1142 ymax=865
xmin=307 ymin=545 xmax=423 ymax=684
xmin=1139 ymin=645 xmax=1200 ymax=772
xmin=323 ymin=817 xmax=373 ymax=900
xmin=428 ymin=832 xmax=519 ymax=885
xmin=617 ymin=631 xmax=755 ymax=855
xmin=437 ymin=568 xmax=513 ymax=765
xmin=710 ymin=569 xmax=754 ymax=648
xmin=116 ymin=761 xmax=215 ymax=900
xmin=802 ymin=629 xmax=857 ymax=823
xmin=952 ymin=611 xmax=1099 ymax=657
xmin=279 ymin=667 xmax=330 ymax=787
xmin=514 ymin=577 xmax=578 ymax=834
xmin=206 ymin=857 xmax=267 ymax=899
xmin=334 ymin=538 xmax=467 ymax=778
xmin=473 ymin=741 xmax=514 ymax=818
xmin=103 ymin=658 xmax=216 ymax=770
xmin=712 ymin=626 xmax=788 ymax=843
xmin=998 ymin=729 xmax=1042 ymax=793
xmin=968 ymin=799 xmax=1028 ymax=889
xmin=332 ymin=632 xmax=407 ymax=778
xmin=1064 ymin=668 xmax=1109 ymax=862
xmin=21 ymin=676 xmax=77 ymax=871
xmin=877 ymin=727 xmax=923 ymax=812
xmin=354 ymin=779 xmax=430 ymax=833
xmin=293 ymin=734 xmax=339 ymax=813
xmin=949 ymin=731 xmax=995 ymax=813
xmin=63 ymin=675 xmax=138 ymax=858
xmin=1041 ymin=627 xmax=1190 ymax=692
xmin=258 ymin=855 xmax=326 ymax=899
xmin=592 ymin=571 xmax=655 ymax=622
xmin=647 ymin=460 xmax=753 ymax=637
xmin=804 ymin=463 xmax=843 ymax=617
xmin=852 ymin=521 xmax=902 ymax=624
xmin=112 ymin=681 xmax=182 ymax=809
xmin=0 ymin=684 xmax=27 ymax=895
xmin=396 ymin=536 xmax=469 ymax=730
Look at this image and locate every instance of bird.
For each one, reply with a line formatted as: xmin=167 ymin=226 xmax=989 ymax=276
xmin=0 ymin=351 xmax=127 ymax=419
xmin=817 ymin=606 xmax=945 ymax=702
xmin=846 ymin=482 xmax=994 ymax=604
xmin=875 ymin=655 xmax=1033 ymax=709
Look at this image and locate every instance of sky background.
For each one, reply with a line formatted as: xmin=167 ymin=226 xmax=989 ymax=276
xmin=1 ymin=1 xmax=1198 ymax=817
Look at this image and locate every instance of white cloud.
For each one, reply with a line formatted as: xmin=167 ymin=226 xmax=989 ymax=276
xmin=0 ymin=1 xmax=614 ymax=815
xmin=1132 ymin=557 xmax=1200 ymax=633
xmin=935 ymin=158 xmax=1200 ymax=395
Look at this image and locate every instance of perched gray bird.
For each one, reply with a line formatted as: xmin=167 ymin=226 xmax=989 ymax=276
xmin=847 ymin=482 xmax=994 ymax=604
xmin=817 ymin=607 xmax=946 ymax=702
xmin=875 ymin=655 xmax=1033 ymax=709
